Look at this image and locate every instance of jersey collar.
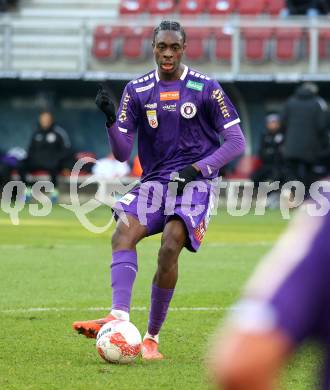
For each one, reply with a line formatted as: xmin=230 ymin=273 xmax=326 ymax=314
xmin=155 ymin=64 xmax=188 ymax=82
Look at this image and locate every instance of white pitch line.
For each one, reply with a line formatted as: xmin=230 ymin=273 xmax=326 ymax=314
xmin=0 ymin=306 xmax=231 ymax=314
xmin=207 ymin=241 xmax=274 ymax=247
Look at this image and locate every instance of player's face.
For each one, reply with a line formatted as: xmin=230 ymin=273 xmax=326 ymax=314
xmin=39 ymin=112 xmax=54 ymax=130
xmin=153 ymin=30 xmax=186 ymax=81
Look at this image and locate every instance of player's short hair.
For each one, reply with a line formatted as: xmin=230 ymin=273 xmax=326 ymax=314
xmin=153 ymin=21 xmax=186 ymax=44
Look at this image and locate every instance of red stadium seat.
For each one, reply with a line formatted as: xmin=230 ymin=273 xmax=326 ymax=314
xmin=208 ymin=0 xmax=236 ymax=15
xmin=236 ymin=0 xmax=266 ymax=14
xmin=122 ymin=27 xmax=153 ymax=61
xmin=178 ymin=0 xmax=206 ymax=15
xmin=92 ymin=26 xmax=120 ymax=60
xmin=119 ymin=0 xmax=148 ymax=14
xmin=318 ymin=29 xmax=330 ymax=59
xmin=273 ymin=28 xmax=303 ymax=62
xmin=265 ymin=0 xmax=285 ymax=15
xmin=149 ymin=0 xmax=176 ymax=14
xmin=213 ymin=29 xmax=232 ymax=61
xmin=242 ymin=28 xmax=273 ymax=62
xmin=225 ymin=156 xmax=262 ymax=180
xmin=185 ymin=27 xmax=211 ymax=62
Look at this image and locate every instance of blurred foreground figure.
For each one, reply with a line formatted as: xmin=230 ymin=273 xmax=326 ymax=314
xmin=18 ymin=110 xmax=71 ymax=203
xmin=210 ymin=194 xmax=330 ymax=389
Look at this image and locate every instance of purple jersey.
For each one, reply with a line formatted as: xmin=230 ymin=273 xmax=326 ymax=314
xmin=232 ymin=202 xmax=330 ymax=389
xmin=115 ymin=65 xmax=240 ymax=183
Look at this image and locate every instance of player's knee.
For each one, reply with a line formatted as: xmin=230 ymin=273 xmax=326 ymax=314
xmin=158 ymin=233 xmax=184 ymax=265
xmin=111 ymin=228 xmax=137 ymax=251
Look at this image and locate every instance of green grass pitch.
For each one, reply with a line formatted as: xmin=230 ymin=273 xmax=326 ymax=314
xmin=0 ymin=206 xmax=320 ymax=389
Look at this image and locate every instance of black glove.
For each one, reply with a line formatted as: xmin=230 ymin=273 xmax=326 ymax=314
xmin=171 ymin=165 xmax=199 ymax=195
xmin=95 ymin=83 xmax=116 ymax=126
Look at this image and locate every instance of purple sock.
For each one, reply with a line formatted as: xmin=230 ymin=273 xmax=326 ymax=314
xmin=111 ymin=250 xmax=138 ymax=313
xmin=148 ymin=284 xmax=175 ymax=336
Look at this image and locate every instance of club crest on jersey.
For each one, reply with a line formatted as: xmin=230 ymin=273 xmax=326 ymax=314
xmin=180 ymin=102 xmax=197 ymax=119
xmin=146 ymin=110 xmax=158 ymax=128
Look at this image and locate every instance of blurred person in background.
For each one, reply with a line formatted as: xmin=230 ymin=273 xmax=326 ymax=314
xmin=251 ymin=113 xmax=284 ymax=208
xmin=281 ymin=82 xmax=328 ymax=191
xmin=209 ymin=193 xmax=330 ymax=389
xmin=18 ymin=110 xmax=71 ymax=203
xmin=251 ymin=113 xmax=284 ymax=185
xmin=0 ymin=147 xmax=26 ymax=188
xmin=282 ymin=0 xmax=329 ymax=15
xmin=0 ymin=149 xmax=12 ymax=188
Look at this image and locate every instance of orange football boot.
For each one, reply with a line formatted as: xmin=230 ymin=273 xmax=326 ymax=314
xmin=141 ymin=338 xmax=164 ymax=360
xmin=72 ymin=314 xmax=116 ymax=339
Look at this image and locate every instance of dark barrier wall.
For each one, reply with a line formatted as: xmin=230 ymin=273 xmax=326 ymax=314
xmin=0 ymin=79 xmax=329 ymax=159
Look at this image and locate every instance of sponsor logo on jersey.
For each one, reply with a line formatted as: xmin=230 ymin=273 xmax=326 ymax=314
xmin=119 ymin=193 xmax=136 ymax=206
xmin=160 ymin=91 xmax=180 ymax=101
xmin=119 ymin=93 xmax=131 ymax=123
xmin=186 ymin=80 xmax=204 ymax=91
xmin=144 ymin=103 xmax=157 ymax=109
xmin=180 ymin=102 xmax=197 ymax=119
xmin=211 ymin=89 xmax=231 ymax=119
xmin=162 ymin=103 xmax=177 ymax=112
xmin=135 ymin=82 xmax=155 ymax=93
xmin=146 ymin=110 xmax=158 ymax=128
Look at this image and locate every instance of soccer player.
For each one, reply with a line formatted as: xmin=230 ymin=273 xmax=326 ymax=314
xmin=73 ymin=21 xmax=245 ymax=360
xmin=209 ymin=197 xmax=330 ymax=389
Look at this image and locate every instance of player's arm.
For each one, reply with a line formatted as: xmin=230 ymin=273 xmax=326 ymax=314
xmin=195 ymin=81 xmax=245 ymax=177
xmin=195 ymin=123 xmax=245 ymax=178
xmin=171 ymin=82 xmax=245 ymax=193
xmin=210 ymin=209 xmax=329 ymax=389
xmin=96 ymin=82 xmax=137 ymax=162
xmin=210 ymin=327 xmax=291 ymax=390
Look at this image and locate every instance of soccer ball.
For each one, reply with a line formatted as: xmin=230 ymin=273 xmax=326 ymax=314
xmin=96 ymin=320 xmax=142 ymax=364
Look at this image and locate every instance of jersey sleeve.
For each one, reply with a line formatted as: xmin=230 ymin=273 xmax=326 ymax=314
xmin=236 ymin=209 xmax=330 ymax=344
xmin=205 ymin=79 xmax=240 ymax=133
xmin=115 ymin=82 xmax=139 ymax=134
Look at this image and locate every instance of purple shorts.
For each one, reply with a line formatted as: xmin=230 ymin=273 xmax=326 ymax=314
xmin=112 ymin=181 xmax=214 ymax=252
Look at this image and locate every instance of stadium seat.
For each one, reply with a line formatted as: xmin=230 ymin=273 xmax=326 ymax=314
xmin=236 ymin=0 xmax=266 ymax=14
xmin=149 ymin=0 xmax=176 ymax=14
xmin=92 ymin=26 xmax=120 ymax=60
xmin=273 ymin=28 xmax=303 ymax=62
xmin=122 ymin=27 xmax=153 ymax=61
xmin=213 ymin=29 xmax=232 ymax=61
xmin=225 ymin=156 xmax=262 ymax=180
xmin=119 ymin=0 xmax=148 ymax=14
xmin=178 ymin=0 xmax=206 ymax=15
xmin=318 ymin=29 xmax=330 ymax=59
xmin=242 ymin=28 xmax=273 ymax=62
xmin=207 ymin=0 xmax=236 ymax=15
xmin=265 ymin=0 xmax=285 ymax=15
xmin=185 ymin=27 xmax=211 ymax=62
